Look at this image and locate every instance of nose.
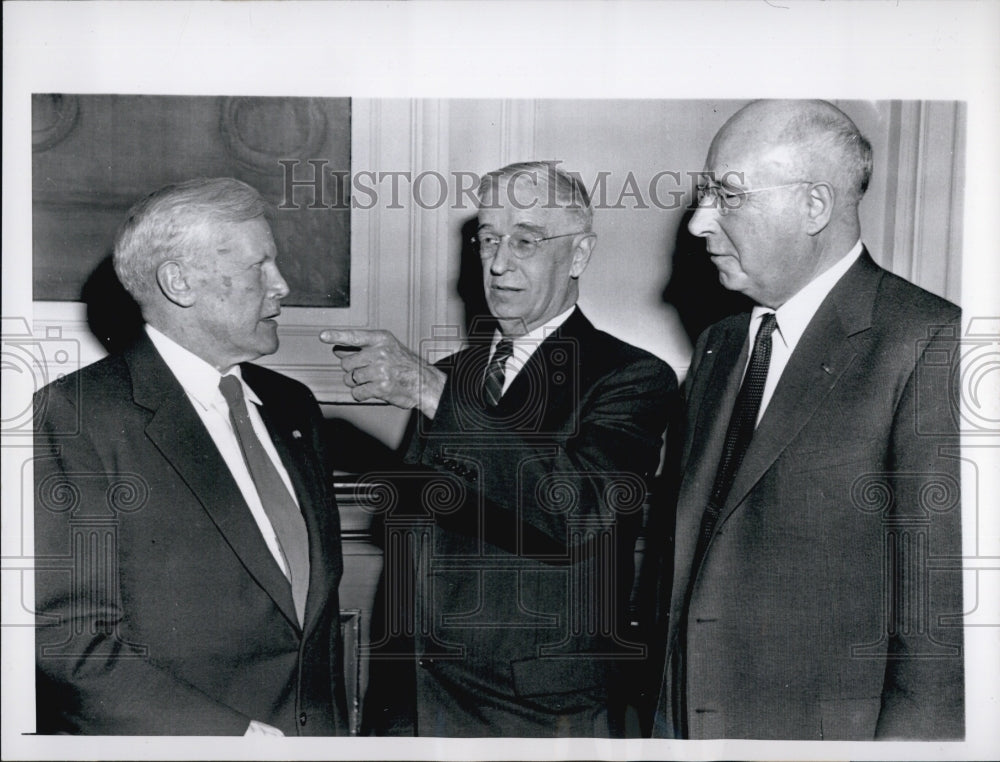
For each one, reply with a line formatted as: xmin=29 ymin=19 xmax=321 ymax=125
xmin=268 ymin=263 xmax=290 ymax=300
xmin=488 ymin=239 xmax=517 ymax=275
xmin=688 ymin=201 xmax=718 ymax=238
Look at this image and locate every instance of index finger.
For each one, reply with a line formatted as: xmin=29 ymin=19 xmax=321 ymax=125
xmin=318 ymin=328 xmax=386 ymax=348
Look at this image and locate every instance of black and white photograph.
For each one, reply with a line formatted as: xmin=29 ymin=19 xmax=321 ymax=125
xmin=3 ymin=2 xmax=998 ymax=760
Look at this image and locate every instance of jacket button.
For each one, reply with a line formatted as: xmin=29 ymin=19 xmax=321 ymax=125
xmin=299 ymin=712 xmax=307 ymax=726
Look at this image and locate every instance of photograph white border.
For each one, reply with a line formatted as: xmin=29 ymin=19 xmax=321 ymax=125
xmin=3 ymin=2 xmax=998 ymax=760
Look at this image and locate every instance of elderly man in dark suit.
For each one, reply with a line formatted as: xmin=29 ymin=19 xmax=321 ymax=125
xmin=654 ymin=100 xmax=963 ymax=740
xmin=321 ymin=161 xmax=677 ymax=736
xmin=34 ymin=178 xmax=348 ymax=735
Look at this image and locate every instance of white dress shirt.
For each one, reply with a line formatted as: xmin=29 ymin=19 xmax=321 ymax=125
xmin=145 ymin=325 xmax=299 ymax=577
xmin=746 ymin=241 xmax=863 ymax=425
xmin=487 ymin=304 xmax=578 ymax=396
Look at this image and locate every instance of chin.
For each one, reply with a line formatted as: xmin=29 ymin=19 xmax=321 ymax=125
xmin=716 ymin=269 xmax=746 ymax=291
xmin=254 ymin=330 xmax=281 ymax=357
xmin=485 ymin=299 xmax=520 ymax=320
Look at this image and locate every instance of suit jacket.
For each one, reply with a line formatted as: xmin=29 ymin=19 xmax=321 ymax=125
xmin=384 ymin=308 xmax=677 ymax=736
xmin=654 ymin=251 xmax=964 ymax=740
xmin=33 ymin=334 xmax=348 ymax=735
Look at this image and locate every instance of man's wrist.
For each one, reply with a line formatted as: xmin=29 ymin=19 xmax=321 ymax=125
xmin=418 ymin=366 xmax=446 ymax=419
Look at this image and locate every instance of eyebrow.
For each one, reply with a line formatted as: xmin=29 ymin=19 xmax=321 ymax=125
xmin=477 ymin=222 xmax=546 ymax=235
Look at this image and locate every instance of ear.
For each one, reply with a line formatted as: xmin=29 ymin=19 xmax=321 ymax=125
xmin=805 ymin=182 xmax=835 ymax=235
xmin=569 ymin=233 xmax=597 ymax=279
xmin=156 ymin=260 xmax=196 ymax=307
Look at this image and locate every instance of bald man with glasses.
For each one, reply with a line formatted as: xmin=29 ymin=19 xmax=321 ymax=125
xmin=653 ymin=100 xmax=964 ymax=740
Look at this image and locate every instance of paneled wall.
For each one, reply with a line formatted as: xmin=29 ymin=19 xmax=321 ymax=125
xmin=33 ymin=98 xmax=965 ymax=413
xmin=291 ymin=98 xmax=965 ymax=446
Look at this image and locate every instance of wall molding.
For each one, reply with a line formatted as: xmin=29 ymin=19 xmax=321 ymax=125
xmin=500 ymin=99 xmax=536 ymax=166
xmin=881 ymin=101 xmax=964 ymax=304
xmin=411 ymin=99 xmax=452 ymax=349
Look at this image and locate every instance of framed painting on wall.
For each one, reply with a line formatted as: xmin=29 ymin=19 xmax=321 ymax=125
xmin=31 ymin=93 xmax=351 ymax=307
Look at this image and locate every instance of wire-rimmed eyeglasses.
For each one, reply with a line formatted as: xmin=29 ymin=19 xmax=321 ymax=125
xmin=471 ymin=231 xmax=585 ymax=260
xmin=695 ymin=181 xmax=812 ymax=216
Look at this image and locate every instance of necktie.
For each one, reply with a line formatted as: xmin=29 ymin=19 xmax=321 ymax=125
xmin=694 ymin=312 xmax=778 ymax=565
xmin=482 ymin=339 xmax=515 ymax=407
xmin=219 ymin=375 xmax=310 ymax=626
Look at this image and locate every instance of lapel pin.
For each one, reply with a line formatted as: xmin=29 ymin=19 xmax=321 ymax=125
xmin=821 ymin=363 xmax=833 ymax=375
xmin=292 ymin=430 xmax=302 ymax=439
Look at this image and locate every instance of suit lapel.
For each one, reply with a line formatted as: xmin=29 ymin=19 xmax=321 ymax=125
xmin=126 ymin=338 xmax=299 ymax=628
xmin=718 ymin=311 xmax=856 ymax=516
xmin=465 ymin=340 xmax=494 ymax=407
xmin=681 ymin=317 xmax=749 ymax=477
xmin=495 ymin=308 xmax=591 ymax=424
xmin=670 ymin=318 xmax=748 ymax=620
xmin=715 ymin=251 xmax=881 ymax=526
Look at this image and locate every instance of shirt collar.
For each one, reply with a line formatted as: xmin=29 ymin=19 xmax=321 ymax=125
xmin=145 ymin=325 xmax=261 ymax=409
xmin=491 ymin=304 xmax=577 ymax=357
xmin=752 ymin=240 xmax=863 ymax=350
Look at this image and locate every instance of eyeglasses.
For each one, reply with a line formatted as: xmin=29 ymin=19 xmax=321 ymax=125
xmin=471 ymin=231 xmax=585 ymax=260
xmin=695 ymin=181 xmax=812 ymax=216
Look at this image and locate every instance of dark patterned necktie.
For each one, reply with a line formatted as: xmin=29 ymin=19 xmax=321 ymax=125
xmin=482 ymin=339 xmax=515 ymax=407
xmin=695 ymin=313 xmax=778 ymax=565
xmin=219 ymin=374 xmax=309 ymax=626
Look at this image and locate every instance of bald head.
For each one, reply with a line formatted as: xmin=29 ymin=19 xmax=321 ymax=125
xmin=714 ymin=99 xmax=872 ymax=208
xmin=689 ymin=100 xmax=872 ymax=307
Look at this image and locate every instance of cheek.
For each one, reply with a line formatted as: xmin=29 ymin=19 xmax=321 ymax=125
xmin=195 ymin=269 xmax=237 ymax=303
xmin=537 ymin=262 xmax=569 ymax=296
xmin=247 ymin=270 xmax=268 ymax=293
xmin=723 ymin=223 xmax=763 ymax=262
xmin=716 ymin=220 xmax=744 ymax=249
xmin=227 ymin=273 xmax=263 ymax=300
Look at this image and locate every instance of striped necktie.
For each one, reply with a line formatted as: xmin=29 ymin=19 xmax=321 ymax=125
xmin=482 ymin=339 xmax=515 ymax=407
